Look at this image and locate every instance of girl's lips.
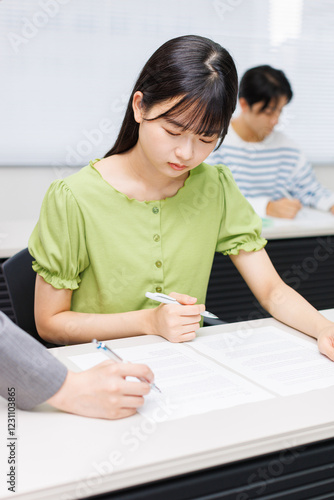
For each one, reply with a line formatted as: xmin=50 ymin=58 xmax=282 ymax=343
xmin=168 ymin=162 xmax=188 ymax=171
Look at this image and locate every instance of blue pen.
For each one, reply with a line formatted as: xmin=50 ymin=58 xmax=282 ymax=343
xmin=92 ymin=339 xmax=162 ymax=393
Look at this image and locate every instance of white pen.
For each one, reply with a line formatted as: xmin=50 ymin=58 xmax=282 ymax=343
xmin=145 ymin=292 xmax=219 ymax=319
xmin=92 ymin=339 xmax=162 ymax=393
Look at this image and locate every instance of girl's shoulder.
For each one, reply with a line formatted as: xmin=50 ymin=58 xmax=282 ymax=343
xmin=64 ymin=160 xmax=100 ymax=185
xmin=52 ymin=160 xmax=103 ymax=196
xmin=194 ymin=162 xmax=247 ymax=203
xmin=199 ymin=161 xmax=236 ymax=183
xmin=38 ymin=161 xmax=103 ymax=215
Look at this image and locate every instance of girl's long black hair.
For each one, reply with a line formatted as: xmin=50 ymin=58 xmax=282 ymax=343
xmin=105 ymin=35 xmax=238 ymax=157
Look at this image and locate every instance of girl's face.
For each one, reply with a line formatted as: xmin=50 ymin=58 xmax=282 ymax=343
xmin=133 ymin=93 xmax=219 ymax=177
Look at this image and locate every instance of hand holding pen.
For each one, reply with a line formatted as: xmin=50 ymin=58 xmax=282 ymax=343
xmin=145 ymin=291 xmax=218 ymax=343
xmin=266 ymin=197 xmax=302 ymax=219
xmin=93 ymin=339 xmax=161 ymax=393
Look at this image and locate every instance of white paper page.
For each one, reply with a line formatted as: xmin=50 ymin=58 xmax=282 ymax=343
xmin=263 ymin=207 xmax=334 ymax=229
xmin=69 ymin=343 xmax=273 ymax=421
xmin=68 ymin=351 xmax=109 ymax=370
xmin=111 ymin=343 xmax=273 ymax=420
xmin=190 ymin=326 xmax=334 ymax=396
xmin=296 ymin=207 xmax=334 ymax=224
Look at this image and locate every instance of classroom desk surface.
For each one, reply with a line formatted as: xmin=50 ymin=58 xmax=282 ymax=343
xmin=261 ymin=207 xmax=334 ymax=239
xmin=1 ymin=309 xmax=334 ymax=500
xmin=0 ymin=220 xmax=36 ymax=259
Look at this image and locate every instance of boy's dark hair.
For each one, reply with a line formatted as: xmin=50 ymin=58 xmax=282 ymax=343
xmin=239 ymin=65 xmax=293 ymax=112
xmin=105 ymin=35 xmax=238 ymax=157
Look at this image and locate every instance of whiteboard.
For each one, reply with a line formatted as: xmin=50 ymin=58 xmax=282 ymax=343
xmin=1 ymin=0 xmax=334 ymax=167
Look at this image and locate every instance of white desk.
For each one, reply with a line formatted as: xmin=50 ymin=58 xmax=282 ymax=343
xmin=1 ymin=310 xmax=334 ymax=500
xmin=261 ymin=207 xmax=334 ymax=240
xmin=0 ymin=220 xmax=37 ymax=259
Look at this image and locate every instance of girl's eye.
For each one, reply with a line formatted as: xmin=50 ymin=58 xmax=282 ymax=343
xmin=200 ymin=138 xmax=215 ymax=144
xmin=164 ymin=128 xmax=180 ymax=137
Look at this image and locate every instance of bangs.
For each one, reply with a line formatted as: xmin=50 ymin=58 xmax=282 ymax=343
xmin=259 ymin=93 xmax=284 ymax=112
xmin=150 ymin=92 xmax=226 ymax=138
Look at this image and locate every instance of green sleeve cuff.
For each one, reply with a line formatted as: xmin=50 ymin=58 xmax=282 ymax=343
xmin=32 ymin=261 xmax=81 ymax=290
xmin=222 ymin=237 xmax=267 ymax=256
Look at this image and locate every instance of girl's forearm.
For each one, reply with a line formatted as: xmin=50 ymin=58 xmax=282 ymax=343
xmin=37 ymin=308 xmax=154 ymax=345
xmin=261 ymin=281 xmax=332 ymax=340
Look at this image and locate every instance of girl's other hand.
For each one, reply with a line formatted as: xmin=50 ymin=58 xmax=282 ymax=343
xmin=317 ymin=326 xmax=334 ymax=362
xmin=150 ymin=292 xmax=205 ymax=343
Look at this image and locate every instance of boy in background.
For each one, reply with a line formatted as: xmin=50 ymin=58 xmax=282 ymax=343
xmin=209 ymin=65 xmax=334 ymax=219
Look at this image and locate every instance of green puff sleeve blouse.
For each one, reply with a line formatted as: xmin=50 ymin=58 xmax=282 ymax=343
xmin=28 ymin=160 xmax=267 ymax=314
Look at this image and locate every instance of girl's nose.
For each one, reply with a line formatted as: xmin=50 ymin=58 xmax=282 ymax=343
xmin=175 ymin=138 xmax=194 ymax=161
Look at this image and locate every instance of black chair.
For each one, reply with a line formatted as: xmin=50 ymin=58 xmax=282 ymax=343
xmin=2 ymin=248 xmax=56 ymax=348
xmin=203 ymin=316 xmax=226 ymax=326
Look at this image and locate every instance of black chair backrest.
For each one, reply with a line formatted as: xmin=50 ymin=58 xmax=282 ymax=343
xmin=2 ymin=248 xmax=56 ymax=348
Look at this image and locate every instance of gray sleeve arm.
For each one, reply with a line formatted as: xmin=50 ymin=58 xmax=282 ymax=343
xmin=0 ymin=312 xmax=68 ymax=410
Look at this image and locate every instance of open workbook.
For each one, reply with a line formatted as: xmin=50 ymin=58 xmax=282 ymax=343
xmin=69 ymin=325 xmax=334 ymax=421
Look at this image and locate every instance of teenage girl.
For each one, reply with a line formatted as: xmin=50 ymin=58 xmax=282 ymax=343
xmin=29 ymin=35 xmax=334 ymax=361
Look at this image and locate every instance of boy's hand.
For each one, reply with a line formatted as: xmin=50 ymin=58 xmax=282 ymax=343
xmin=266 ymin=198 xmax=302 ymax=219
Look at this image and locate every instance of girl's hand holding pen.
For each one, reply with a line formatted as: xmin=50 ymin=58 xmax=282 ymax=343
xmin=149 ymin=292 xmax=205 ymax=343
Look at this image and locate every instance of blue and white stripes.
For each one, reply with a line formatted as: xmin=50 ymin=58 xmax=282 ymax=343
xmin=207 ymin=128 xmax=334 ymax=215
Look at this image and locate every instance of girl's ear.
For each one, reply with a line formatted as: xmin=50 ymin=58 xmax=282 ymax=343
xmin=132 ymin=91 xmax=145 ymax=124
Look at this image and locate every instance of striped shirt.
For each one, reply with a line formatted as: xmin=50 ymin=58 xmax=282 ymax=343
xmin=208 ymin=127 xmax=334 ymax=217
